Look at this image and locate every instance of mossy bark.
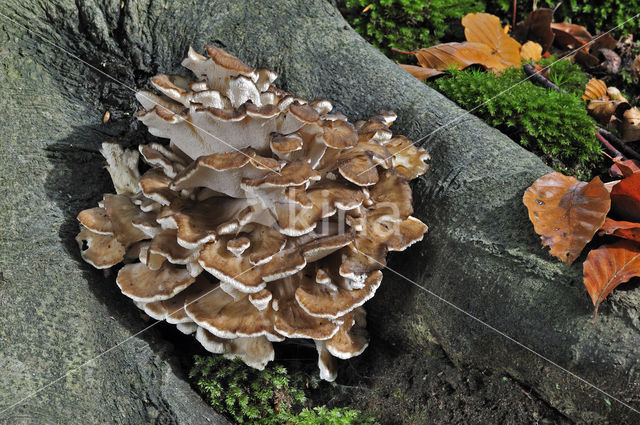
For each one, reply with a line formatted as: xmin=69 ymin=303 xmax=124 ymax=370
xmin=0 ymin=1 xmax=638 ymax=424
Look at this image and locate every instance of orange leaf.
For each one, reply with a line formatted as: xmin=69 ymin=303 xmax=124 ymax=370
xmin=611 ymin=173 xmax=640 ymax=222
xmin=523 ymin=172 xmax=611 ymax=265
xmin=599 ymin=218 xmax=640 ymax=243
xmin=398 ymin=64 xmax=444 ymax=80
xmin=404 ymin=42 xmax=505 ymax=71
xmin=461 ymin=13 xmax=522 ymax=70
xmin=583 ymin=240 xmax=640 ymax=319
xmin=520 ymin=41 xmax=542 ymax=61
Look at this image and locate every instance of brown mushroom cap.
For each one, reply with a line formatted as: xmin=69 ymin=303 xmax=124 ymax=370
xmin=338 ymin=154 xmax=379 ymax=186
xmin=77 ymin=207 xmax=114 ymax=235
xmin=384 ymin=136 xmax=430 ymax=180
xmin=139 ymin=169 xmax=176 ymax=206
xmin=319 ymin=119 xmax=358 ymax=149
xmin=103 ymin=194 xmax=148 ymax=246
xmin=196 ymin=327 xmax=275 ymax=370
xmin=295 ymin=270 xmax=382 ymax=319
xmin=116 ymin=262 xmax=195 ymax=302
xmin=172 ymin=149 xmax=280 ymax=198
xmin=76 ymin=225 xmax=125 ymax=269
xmin=386 ymin=216 xmax=429 ymax=251
xmin=325 ymin=308 xmax=369 ymax=359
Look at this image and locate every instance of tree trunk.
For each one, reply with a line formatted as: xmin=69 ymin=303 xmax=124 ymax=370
xmin=0 ymin=1 xmax=637 ymax=423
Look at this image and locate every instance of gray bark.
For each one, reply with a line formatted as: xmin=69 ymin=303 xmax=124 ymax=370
xmin=0 ymin=0 xmax=638 ymax=423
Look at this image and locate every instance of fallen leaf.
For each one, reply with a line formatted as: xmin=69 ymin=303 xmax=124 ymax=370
xmin=587 ymin=99 xmax=630 ymax=125
xmin=610 ymin=157 xmax=640 ymax=178
xmin=462 ymin=13 xmax=522 ymax=69
xmin=513 ymin=8 xmax=555 ymax=52
xmin=398 ymin=64 xmax=443 ymax=80
xmin=606 ymin=87 xmax=627 ymax=102
xmin=550 ymin=22 xmax=592 ymax=50
xmin=523 ymin=172 xmax=611 ymax=265
xmin=611 ymin=173 xmax=640 ymax=221
xmin=582 ymin=78 xmax=607 ymax=101
xmin=583 ymin=240 xmax=640 ymax=319
xmin=621 ymin=107 xmax=640 ymax=142
xmin=599 ymin=218 xmax=640 ymax=242
xmin=575 ymin=50 xmax=600 ymax=68
xmin=400 ymin=42 xmax=505 ymax=71
xmin=590 ymin=32 xmax=617 ymax=53
xmin=520 ymin=41 xmax=543 ymax=61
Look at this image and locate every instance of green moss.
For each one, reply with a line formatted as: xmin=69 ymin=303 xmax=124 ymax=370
xmin=190 ymin=355 xmax=378 ymax=425
xmin=537 ymin=57 xmax=588 ymax=97
xmin=343 ymin=0 xmax=485 ymax=60
xmin=292 ymin=407 xmax=378 ymax=425
xmin=429 ymin=67 xmax=600 ymax=173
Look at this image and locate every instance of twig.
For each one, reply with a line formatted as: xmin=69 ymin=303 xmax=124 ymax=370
xmin=595 ymin=132 xmax=623 ymax=158
xmin=522 ymin=63 xmax=566 ymax=93
xmin=512 ymin=0 xmax=517 ymax=29
xmin=598 ymin=127 xmax=640 ymax=160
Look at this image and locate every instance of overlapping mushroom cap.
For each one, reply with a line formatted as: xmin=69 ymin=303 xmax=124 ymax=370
xmin=76 ymin=46 xmax=429 ymax=380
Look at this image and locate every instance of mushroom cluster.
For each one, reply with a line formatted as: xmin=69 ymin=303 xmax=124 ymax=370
xmin=76 ymin=46 xmax=429 ymax=380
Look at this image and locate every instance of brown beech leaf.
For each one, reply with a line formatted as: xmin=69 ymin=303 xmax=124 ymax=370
xmin=462 ymin=13 xmax=522 ymax=69
xmin=590 ymin=32 xmax=617 ymax=53
xmin=583 ymin=240 xmax=640 ymax=320
xmin=599 ymin=218 xmax=640 ymax=242
xmin=611 ymin=173 xmax=640 ymax=222
xmin=575 ymin=50 xmax=600 ymax=68
xmin=523 ymin=172 xmax=611 ymax=265
xmin=610 ymin=157 xmax=640 ymax=178
xmin=582 ymin=78 xmax=607 ymax=101
xmin=402 ymin=42 xmax=505 ymax=71
xmin=520 ymin=41 xmax=543 ymax=61
xmin=550 ymin=22 xmax=592 ymax=50
xmin=620 ymin=107 xmax=640 ymax=142
xmin=587 ymin=99 xmax=631 ymax=125
xmin=398 ymin=64 xmax=443 ymax=80
xmin=513 ymin=8 xmax=555 ymax=52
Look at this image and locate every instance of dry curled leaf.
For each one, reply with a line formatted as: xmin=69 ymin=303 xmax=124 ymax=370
xmin=401 ymin=42 xmax=505 ymax=72
xmin=513 ymin=8 xmax=555 ymax=53
xmin=582 ymin=78 xmax=607 ymax=101
xmin=523 ymin=172 xmax=610 ymax=265
xmin=599 ymin=218 xmax=640 ymax=242
xmin=398 ymin=64 xmax=444 ymax=80
xmin=621 ymin=107 xmax=640 ymax=142
xmin=550 ymin=22 xmax=592 ymax=50
xmin=610 ymin=157 xmax=640 ymax=178
xmin=520 ymin=41 xmax=543 ymax=61
xmin=591 ymin=32 xmax=617 ymax=53
xmin=583 ymin=240 xmax=640 ymax=320
xmin=610 ymin=173 xmax=640 ymax=222
xmin=462 ymin=13 xmax=521 ymax=69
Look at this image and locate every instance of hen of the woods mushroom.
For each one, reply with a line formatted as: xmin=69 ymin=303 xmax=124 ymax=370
xmin=76 ymin=46 xmax=429 ymax=381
